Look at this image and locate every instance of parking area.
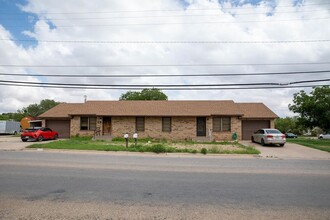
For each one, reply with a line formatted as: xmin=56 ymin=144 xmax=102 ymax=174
xmin=0 ymin=135 xmax=55 ymax=151
xmin=242 ymin=140 xmax=330 ymax=160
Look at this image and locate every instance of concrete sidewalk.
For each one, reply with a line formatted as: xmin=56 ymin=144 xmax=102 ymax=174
xmin=0 ymin=136 xmax=55 ymax=151
xmin=241 ymin=140 xmax=330 ymax=160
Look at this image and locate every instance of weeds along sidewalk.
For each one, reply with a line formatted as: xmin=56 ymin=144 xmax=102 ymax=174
xmin=27 ymin=137 xmax=260 ymax=155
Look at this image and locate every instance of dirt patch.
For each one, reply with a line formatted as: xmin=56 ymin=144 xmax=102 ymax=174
xmin=171 ymin=143 xmax=241 ymax=151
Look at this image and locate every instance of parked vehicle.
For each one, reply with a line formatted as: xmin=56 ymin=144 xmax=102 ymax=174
xmin=318 ymin=133 xmax=330 ymax=139
xmin=21 ymin=127 xmax=58 ymax=142
xmin=251 ymin=129 xmax=286 ymax=147
xmin=285 ymin=132 xmax=297 ymax=138
xmin=0 ymin=121 xmax=20 ymax=135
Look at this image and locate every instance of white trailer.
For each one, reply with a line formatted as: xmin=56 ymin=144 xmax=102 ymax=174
xmin=0 ymin=121 xmax=21 ymax=135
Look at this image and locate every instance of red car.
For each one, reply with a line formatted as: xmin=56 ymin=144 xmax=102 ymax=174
xmin=21 ymin=127 xmax=58 ymax=142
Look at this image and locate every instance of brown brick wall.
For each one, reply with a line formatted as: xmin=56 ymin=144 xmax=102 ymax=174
xmin=109 ymin=116 xmax=241 ymax=141
xmin=70 ymin=116 xmax=247 ymax=140
xmin=111 ymin=116 xmax=197 ymax=140
xmin=112 ymin=117 xmax=136 ymax=137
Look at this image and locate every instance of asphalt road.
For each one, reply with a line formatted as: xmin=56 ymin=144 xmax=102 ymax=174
xmin=1 ymin=151 xmax=330 ymax=219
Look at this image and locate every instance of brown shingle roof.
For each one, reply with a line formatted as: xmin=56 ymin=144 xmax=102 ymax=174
xmin=38 ymin=103 xmax=85 ymax=118
xmin=237 ymin=103 xmax=278 ymax=119
xmin=39 ymin=100 xmax=278 ymax=119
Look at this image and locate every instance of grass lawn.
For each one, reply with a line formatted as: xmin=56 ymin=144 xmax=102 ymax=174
xmin=28 ymin=137 xmax=260 ymax=155
xmin=287 ymin=137 xmax=330 ymax=153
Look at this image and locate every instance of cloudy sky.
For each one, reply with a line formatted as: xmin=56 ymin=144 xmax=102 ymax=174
xmin=0 ymin=0 xmax=329 ymax=117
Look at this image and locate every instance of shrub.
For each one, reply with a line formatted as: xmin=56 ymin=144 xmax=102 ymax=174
xmin=149 ymin=144 xmax=167 ymax=153
xmin=311 ymin=127 xmax=323 ymax=137
xmin=201 ymin=148 xmax=207 ymax=155
xmin=166 ymin=147 xmax=176 ymax=153
xmin=130 ymin=144 xmax=144 ymax=149
xmin=71 ymin=136 xmax=92 ymax=141
xmin=192 ymin=149 xmax=197 ymax=154
xmin=112 ymin=137 xmax=126 ymax=142
xmin=138 ymin=137 xmax=154 ymax=143
xmin=209 ymin=146 xmax=221 ymax=154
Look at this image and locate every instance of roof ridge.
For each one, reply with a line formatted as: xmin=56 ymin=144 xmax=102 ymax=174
xmin=39 ymin=100 xmax=277 ymax=119
xmin=237 ymin=102 xmax=264 ymax=104
xmin=86 ymin=100 xmax=234 ymax=102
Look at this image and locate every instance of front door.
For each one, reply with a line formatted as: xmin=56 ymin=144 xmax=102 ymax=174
xmin=197 ymin=117 xmax=206 ymax=136
xmin=103 ymin=117 xmax=111 ymax=135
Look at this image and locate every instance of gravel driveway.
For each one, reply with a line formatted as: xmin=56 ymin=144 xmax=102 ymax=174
xmin=242 ymin=140 xmax=330 ymax=160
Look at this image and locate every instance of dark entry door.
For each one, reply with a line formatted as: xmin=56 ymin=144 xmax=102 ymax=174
xmin=103 ymin=117 xmax=111 ymax=135
xmin=197 ymin=117 xmax=206 ymax=136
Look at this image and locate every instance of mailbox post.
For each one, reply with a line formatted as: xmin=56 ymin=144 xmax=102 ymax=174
xmin=133 ymin=132 xmax=138 ymax=146
xmin=124 ymin=133 xmax=129 ymax=148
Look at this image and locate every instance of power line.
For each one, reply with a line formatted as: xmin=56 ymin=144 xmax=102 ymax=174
xmin=1 ymin=62 xmax=329 ymax=68
xmin=0 ymin=82 xmax=328 ymax=90
xmin=1 ymin=2 xmax=329 ymax=15
xmin=2 ymin=38 xmax=330 ymax=44
xmin=0 ymin=78 xmax=328 ymax=88
xmin=0 ymin=70 xmax=329 ymax=78
xmin=4 ymin=17 xmax=329 ymax=28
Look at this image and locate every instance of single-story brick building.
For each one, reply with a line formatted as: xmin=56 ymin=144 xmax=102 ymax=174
xmin=38 ymin=100 xmax=278 ymax=141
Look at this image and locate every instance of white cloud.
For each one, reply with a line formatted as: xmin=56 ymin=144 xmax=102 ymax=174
xmin=0 ymin=0 xmax=329 ymax=117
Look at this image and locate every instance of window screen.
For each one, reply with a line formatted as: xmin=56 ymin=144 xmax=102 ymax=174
xmin=136 ymin=117 xmax=145 ymax=131
xmin=162 ymin=117 xmax=171 ymax=132
xmin=80 ymin=117 xmax=88 ymax=130
xmin=213 ymin=117 xmax=231 ymax=132
xmin=89 ymin=117 xmax=96 ymax=130
xmin=213 ymin=117 xmax=221 ymax=132
xmin=80 ymin=117 xmax=97 ymax=131
xmin=222 ymin=117 xmax=231 ymax=131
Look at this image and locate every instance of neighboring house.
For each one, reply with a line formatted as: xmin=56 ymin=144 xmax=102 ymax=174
xmin=38 ymin=100 xmax=278 ymax=141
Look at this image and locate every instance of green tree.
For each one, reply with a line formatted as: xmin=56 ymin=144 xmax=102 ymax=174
xmin=38 ymin=99 xmax=59 ymax=114
xmin=0 ymin=113 xmax=10 ymax=120
xmin=289 ymin=86 xmax=330 ymax=132
xmin=119 ymin=88 xmax=168 ymax=101
xmin=11 ymin=112 xmax=26 ymax=122
xmin=275 ymin=117 xmax=303 ymax=134
xmin=1 ymin=100 xmax=59 ymax=121
xmin=15 ymin=99 xmax=60 ymax=120
xmin=0 ymin=112 xmax=25 ymax=121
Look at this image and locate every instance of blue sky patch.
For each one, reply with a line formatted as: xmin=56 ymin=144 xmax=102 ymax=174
xmin=0 ymin=0 xmax=38 ymax=47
